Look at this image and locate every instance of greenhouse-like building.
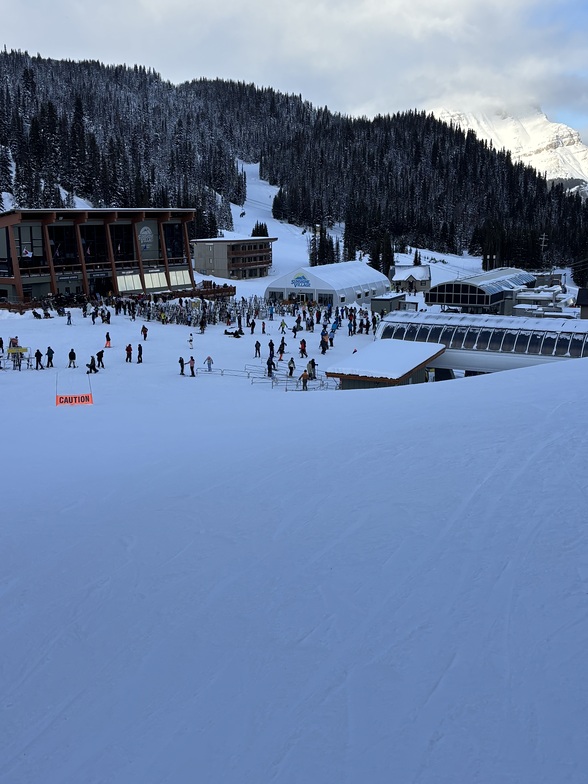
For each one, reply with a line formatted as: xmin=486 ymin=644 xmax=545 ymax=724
xmin=265 ymin=262 xmax=391 ymax=307
xmin=425 ymin=267 xmax=537 ymax=314
xmin=377 ymin=310 xmax=588 ymax=375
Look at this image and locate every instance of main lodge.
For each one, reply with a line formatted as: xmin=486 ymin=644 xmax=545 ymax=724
xmin=0 ymin=208 xmax=200 ymax=304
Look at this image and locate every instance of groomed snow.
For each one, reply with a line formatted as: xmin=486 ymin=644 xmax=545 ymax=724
xmin=1 ymin=165 xmax=587 ymax=784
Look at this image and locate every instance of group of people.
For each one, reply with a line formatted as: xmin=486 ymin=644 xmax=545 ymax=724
xmin=178 ymin=355 xmax=214 ymax=377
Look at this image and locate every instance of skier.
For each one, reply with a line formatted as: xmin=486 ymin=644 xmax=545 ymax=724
xmin=125 ymin=344 xmax=132 ymax=362
xmin=68 ymin=349 xmax=76 ymax=368
xmin=278 ymin=338 xmax=287 ymax=361
xmin=179 ymin=356 xmax=185 ymax=375
xmin=45 ymin=346 xmax=54 ymax=368
xmin=254 ymin=340 xmax=261 ymax=358
xmin=299 ymin=338 xmax=307 ymax=358
xmin=188 ymin=333 xmax=193 ymax=349
xmin=204 ymin=355 xmax=213 ymax=372
xmin=96 ymin=349 xmax=105 ymax=368
xmin=288 ymin=357 xmax=296 ymax=377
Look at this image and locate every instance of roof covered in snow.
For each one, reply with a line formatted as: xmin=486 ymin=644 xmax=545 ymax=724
xmin=325 ymin=339 xmax=445 ymax=381
xmin=392 ymin=264 xmax=431 ymax=281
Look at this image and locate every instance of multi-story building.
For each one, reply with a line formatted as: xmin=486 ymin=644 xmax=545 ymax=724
xmin=0 ymin=207 xmax=198 ymax=303
xmin=192 ymin=237 xmax=277 ymax=280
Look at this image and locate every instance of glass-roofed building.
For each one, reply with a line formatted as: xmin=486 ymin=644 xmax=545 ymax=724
xmin=425 ymin=267 xmax=537 ymax=314
xmin=377 ymin=311 xmax=588 ymax=376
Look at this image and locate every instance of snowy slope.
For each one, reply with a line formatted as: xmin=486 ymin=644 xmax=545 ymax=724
xmin=1 ymin=166 xmax=586 ymax=784
xmin=433 ymin=106 xmax=588 ymax=188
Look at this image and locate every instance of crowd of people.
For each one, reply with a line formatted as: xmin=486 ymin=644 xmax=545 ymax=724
xmin=2 ymin=298 xmax=381 ymax=390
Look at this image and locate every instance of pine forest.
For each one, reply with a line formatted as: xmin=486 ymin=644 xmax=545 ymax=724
xmin=2 ymin=48 xmax=588 ymax=284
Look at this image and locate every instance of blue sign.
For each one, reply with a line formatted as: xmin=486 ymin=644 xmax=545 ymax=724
xmin=292 ymin=274 xmax=311 ymax=288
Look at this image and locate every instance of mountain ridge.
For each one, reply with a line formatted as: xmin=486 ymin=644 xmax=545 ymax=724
xmin=432 ymin=106 xmax=588 ymax=195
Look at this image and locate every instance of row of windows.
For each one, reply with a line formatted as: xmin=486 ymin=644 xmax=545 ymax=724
xmin=381 ymin=323 xmax=588 ymax=358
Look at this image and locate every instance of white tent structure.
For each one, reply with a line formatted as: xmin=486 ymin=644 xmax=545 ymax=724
xmin=265 ymin=261 xmax=392 ymax=306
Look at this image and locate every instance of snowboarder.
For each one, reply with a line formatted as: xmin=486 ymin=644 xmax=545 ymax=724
xmin=96 ymin=349 xmax=105 ymax=368
xmin=266 ymin=356 xmax=276 ymax=377
xmin=45 ymin=346 xmax=54 ymax=368
xmin=86 ymin=355 xmax=98 ymax=374
xmin=68 ymin=349 xmax=76 ymax=368
xmin=204 ymin=355 xmax=213 ymax=372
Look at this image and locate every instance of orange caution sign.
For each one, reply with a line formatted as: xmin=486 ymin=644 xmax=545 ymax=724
xmin=55 ymin=394 xmax=94 ymax=406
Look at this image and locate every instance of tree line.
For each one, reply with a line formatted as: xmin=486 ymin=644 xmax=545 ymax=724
xmin=1 ymin=48 xmax=588 ymax=284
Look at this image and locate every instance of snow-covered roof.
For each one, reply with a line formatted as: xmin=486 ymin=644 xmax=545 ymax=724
xmin=325 ymin=339 xmax=444 ymax=381
xmin=392 ymin=265 xmax=431 ymax=281
xmin=191 ymin=236 xmax=278 ymax=243
xmin=381 ymin=310 xmax=585 ymax=333
xmin=269 ymin=261 xmax=390 ymax=290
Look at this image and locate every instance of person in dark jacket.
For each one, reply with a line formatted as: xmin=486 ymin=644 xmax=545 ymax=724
xmin=96 ymin=349 xmax=105 ymax=368
xmin=68 ymin=349 xmax=76 ymax=368
xmin=137 ymin=343 xmax=143 ymax=363
xmin=179 ymin=356 xmax=185 ymax=375
xmin=125 ymin=344 xmax=132 ymax=362
xmin=45 ymin=346 xmax=54 ymax=368
xmin=34 ymin=349 xmax=43 ymax=369
xmin=86 ymin=355 xmax=98 ymax=373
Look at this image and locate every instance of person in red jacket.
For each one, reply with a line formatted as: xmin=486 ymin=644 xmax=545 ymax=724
xmin=125 ymin=344 xmax=132 ymax=362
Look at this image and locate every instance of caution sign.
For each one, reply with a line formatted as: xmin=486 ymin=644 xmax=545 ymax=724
xmin=55 ymin=394 xmax=94 ymax=406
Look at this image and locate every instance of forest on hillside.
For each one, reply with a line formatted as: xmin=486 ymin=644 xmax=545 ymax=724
xmin=1 ymin=49 xmax=588 ymax=284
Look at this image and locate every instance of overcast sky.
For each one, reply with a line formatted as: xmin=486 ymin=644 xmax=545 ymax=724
xmin=4 ymin=0 xmax=588 ymax=140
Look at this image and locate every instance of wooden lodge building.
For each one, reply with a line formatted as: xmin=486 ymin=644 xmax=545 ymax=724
xmin=0 ymin=207 xmax=224 ymax=304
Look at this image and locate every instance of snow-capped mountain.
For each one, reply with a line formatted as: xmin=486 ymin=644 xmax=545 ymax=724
xmin=433 ymin=106 xmax=588 ymax=194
